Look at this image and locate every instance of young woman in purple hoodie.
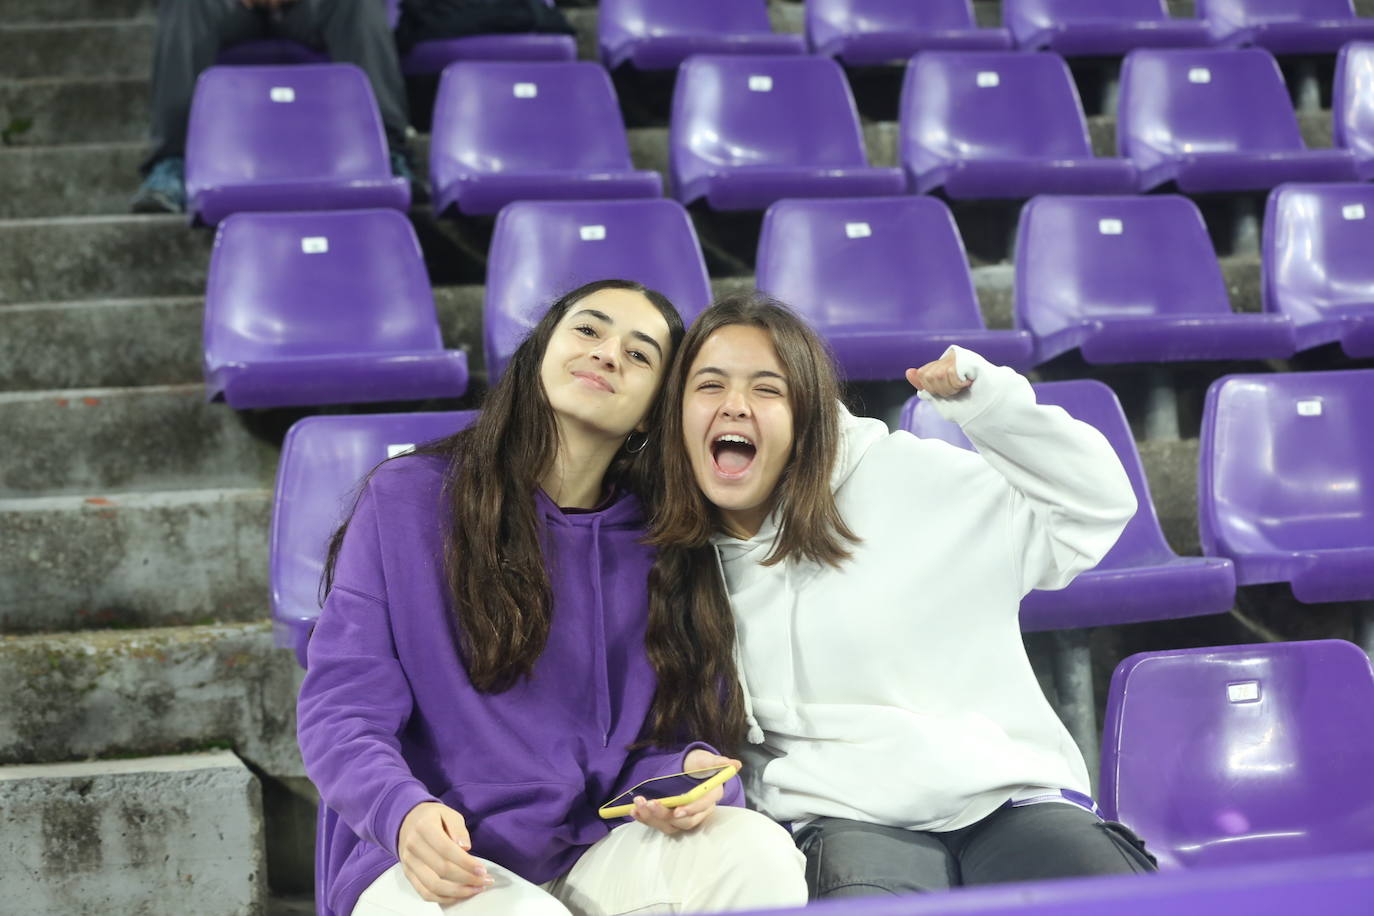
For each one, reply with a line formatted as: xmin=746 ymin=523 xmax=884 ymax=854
xmin=297 ymin=279 xmax=806 ymax=916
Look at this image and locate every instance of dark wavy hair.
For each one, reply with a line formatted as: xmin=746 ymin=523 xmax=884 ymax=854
xmin=643 ymin=292 xmax=860 ymax=752
xmin=322 ymin=279 xmax=684 ymax=695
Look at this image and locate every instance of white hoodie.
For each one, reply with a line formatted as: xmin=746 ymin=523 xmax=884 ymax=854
xmin=717 ymin=346 xmax=1137 ymax=833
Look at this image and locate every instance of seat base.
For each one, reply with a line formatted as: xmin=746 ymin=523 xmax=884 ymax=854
xmin=829 ymin=328 xmax=1035 ymax=379
xmin=919 ymin=157 xmax=1140 ymax=199
xmin=1021 ymin=21 xmax=1212 ymax=56
xmin=1032 ymin=312 xmax=1297 ymax=365
xmin=1020 ymin=556 xmax=1237 ymax=631
xmin=818 ymin=29 xmax=1013 ymax=66
xmin=1217 ymin=20 xmax=1374 ymax=54
xmin=610 ymin=33 xmax=806 ymax=71
xmin=188 ymin=176 xmax=410 ymax=227
xmin=208 ymin=350 xmax=469 ymax=409
xmin=686 ymin=165 xmax=905 ymax=211
xmin=1139 ymin=149 xmax=1360 ymax=193
xmin=403 ymin=34 xmax=576 ymax=74
xmin=433 ymin=169 xmax=663 ymax=216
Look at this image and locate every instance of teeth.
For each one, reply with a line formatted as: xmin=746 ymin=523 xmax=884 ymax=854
xmin=715 ymin=434 xmax=753 ymax=446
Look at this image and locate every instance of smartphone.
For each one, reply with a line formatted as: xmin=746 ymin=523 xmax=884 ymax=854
xmin=597 ymin=764 xmax=738 ymax=819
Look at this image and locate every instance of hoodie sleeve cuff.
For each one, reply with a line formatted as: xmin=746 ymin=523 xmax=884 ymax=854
xmin=372 ymin=781 xmax=442 ymax=858
xmin=680 ymin=741 xmax=745 ymax=809
xmin=914 ymin=346 xmax=1021 ymax=428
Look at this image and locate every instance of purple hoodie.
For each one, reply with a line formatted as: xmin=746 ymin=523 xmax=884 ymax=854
xmin=297 ymin=454 xmax=741 ymax=916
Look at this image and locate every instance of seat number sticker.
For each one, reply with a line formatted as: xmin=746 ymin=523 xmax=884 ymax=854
xmin=1227 ymin=681 xmax=1260 ymax=703
xmin=579 ymin=225 xmax=607 ymax=241
xmin=513 ymin=82 xmax=538 ymax=98
xmin=845 ymin=222 xmax=872 ymax=239
xmin=270 ymin=87 xmax=296 ymax=103
xmin=1296 ymin=399 xmax=1322 ymax=416
xmin=301 ymin=237 xmax=328 ymax=254
xmin=976 ymin=71 xmax=1000 ymax=88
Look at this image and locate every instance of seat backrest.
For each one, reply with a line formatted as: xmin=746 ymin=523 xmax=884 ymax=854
xmin=808 ymin=0 xmax=979 ymax=48
xmin=1118 ymin=48 xmax=1306 ymax=162
xmin=756 ymin=196 xmax=984 ymax=332
xmin=671 ymin=55 xmax=869 ymax=179
xmin=1200 ymin=369 xmax=1374 ymax=555
xmin=601 ymin=0 xmax=774 ymax=39
xmin=271 ymin=411 xmax=479 ymax=662
xmin=431 ymin=61 xmax=634 ymax=174
xmin=204 ymin=209 xmax=440 ymax=366
xmin=1334 ymin=41 xmax=1374 ymax=159
xmin=1006 ymin=0 xmax=1173 ymax=30
xmin=1264 ymin=183 xmax=1374 ymax=325
xmin=899 ymin=51 xmax=1095 ymax=175
xmin=483 ymin=198 xmax=711 ymax=380
xmin=904 ymin=379 xmax=1179 ymax=568
xmin=186 ymin=64 xmax=389 ymax=187
xmin=1015 ymin=195 xmax=1232 ymax=338
xmin=1199 ymin=0 xmax=1357 ymax=28
xmin=1101 ymin=640 xmax=1374 ymax=869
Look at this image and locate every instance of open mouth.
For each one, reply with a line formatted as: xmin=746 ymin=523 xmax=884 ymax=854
xmin=711 ymin=433 xmax=757 ymax=478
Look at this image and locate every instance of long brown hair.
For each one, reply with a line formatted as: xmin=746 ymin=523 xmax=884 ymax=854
xmin=321 ymin=279 xmax=684 ymax=694
xmin=643 ymin=292 xmax=860 ymax=751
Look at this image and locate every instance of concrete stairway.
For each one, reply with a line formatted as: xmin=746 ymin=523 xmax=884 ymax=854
xmin=2 ymin=0 xmax=1371 ymax=913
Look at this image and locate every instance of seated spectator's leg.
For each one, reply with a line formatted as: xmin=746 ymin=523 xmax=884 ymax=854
xmin=951 ymin=803 xmax=1157 ymax=886
xmin=794 ymin=816 xmax=956 ymax=900
xmin=354 ymin=860 xmax=573 ymax=916
xmin=277 ymin=0 xmax=411 ymax=154
xmin=544 ymin=807 xmax=807 ymax=914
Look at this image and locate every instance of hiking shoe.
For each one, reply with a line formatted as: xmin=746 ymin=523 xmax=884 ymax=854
xmin=130 ymin=156 xmax=186 ymax=214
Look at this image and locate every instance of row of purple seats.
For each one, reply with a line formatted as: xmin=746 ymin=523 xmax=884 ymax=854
xmin=182 ymin=42 xmax=1374 ymax=225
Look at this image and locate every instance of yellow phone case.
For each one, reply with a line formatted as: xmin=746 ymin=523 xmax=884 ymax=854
xmin=597 ymin=764 xmax=738 ymax=819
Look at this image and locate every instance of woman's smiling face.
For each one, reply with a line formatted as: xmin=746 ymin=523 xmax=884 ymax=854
xmin=681 ymin=324 xmax=795 ymax=539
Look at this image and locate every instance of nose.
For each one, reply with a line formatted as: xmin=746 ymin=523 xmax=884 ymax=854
xmin=720 ymin=389 xmax=750 ymax=419
xmin=590 ymin=334 xmax=619 ymax=371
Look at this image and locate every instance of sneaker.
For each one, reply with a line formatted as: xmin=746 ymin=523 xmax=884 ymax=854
xmin=130 ymin=156 xmax=186 ymax=214
xmin=390 ymin=148 xmax=429 ymax=204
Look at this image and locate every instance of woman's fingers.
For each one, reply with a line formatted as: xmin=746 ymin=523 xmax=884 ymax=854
xmin=906 ymin=353 xmax=972 ymax=398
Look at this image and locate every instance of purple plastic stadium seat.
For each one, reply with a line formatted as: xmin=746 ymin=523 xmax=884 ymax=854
xmin=429 ymin=61 xmax=661 ymax=216
xmin=1118 ymin=48 xmax=1359 ymax=191
xmin=184 ymin=64 xmax=409 ymax=226
xmin=1334 ymin=41 xmax=1374 ymax=178
xmin=899 ymin=51 xmax=1138 ymax=199
xmin=1199 ymin=0 xmax=1374 ymax=51
xmin=670 ymin=55 xmax=905 ymax=211
xmin=203 ymin=209 xmax=469 ymax=408
xmin=271 ymin=411 xmax=478 ymax=668
xmin=1102 ymin=641 xmax=1374 ymax=869
xmin=902 ymin=379 xmax=1236 ymax=631
xmin=1199 ymin=369 xmax=1374 ymax=603
xmin=1263 ymin=183 xmax=1374 ymax=355
xmin=1016 ymin=195 xmax=1296 ymax=364
xmin=483 ymin=198 xmax=711 ymax=380
xmin=755 ymin=196 xmax=1034 ymax=379
xmin=215 ymin=39 xmax=328 ymax=66
xmin=1005 ymin=0 xmax=1212 ymax=54
xmin=600 ymin=0 xmax=805 ymax=71
xmin=401 ymin=34 xmax=575 ymax=73
xmin=806 ymin=0 xmax=1012 ymax=65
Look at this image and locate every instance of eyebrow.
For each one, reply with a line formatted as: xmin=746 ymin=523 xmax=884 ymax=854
xmin=692 ymin=366 xmax=788 ymax=383
xmin=570 ymin=308 xmax=665 ymax=360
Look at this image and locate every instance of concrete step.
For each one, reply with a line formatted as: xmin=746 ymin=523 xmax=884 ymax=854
xmin=0 ymin=18 xmax=154 ymax=81
xmin=6 ymin=0 xmax=152 ymax=25
xmin=0 ymin=76 xmax=147 ymax=147
xmin=0 ymin=384 xmax=278 ymax=497
xmin=0 ymin=142 xmax=145 ymax=220
xmin=0 ymin=622 xmax=302 ymax=775
xmin=0 ymin=214 xmax=211 ymax=304
xmin=0 ymin=751 xmax=266 ymax=916
xmin=0 ymin=487 xmax=270 ymax=634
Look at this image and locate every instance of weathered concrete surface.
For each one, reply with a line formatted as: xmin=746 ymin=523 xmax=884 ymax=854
xmin=0 ymin=142 xmax=145 ymax=220
xmin=0 ymin=623 xmax=304 ymax=777
xmin=0 ymin=19 xmax=154 ymax=81
xmin=0 ymin=751 xmax=266 ymax=916
xmin=0 ymin=385 xmax=279 ymax=497
xmin=0 ymin=76 xmax=148 ymax=146
xmin=0 ymin=489 xmax=271 ymax=633
xmin=0 ymin=215 xmax=213 ymax=304
xmin=1137 ymin=438 xmax=1203 ymax=558
xmin=0 ymin=297 xmax=204 ymax=391
xmin=7 ymin=0 xmax=152 ymax=24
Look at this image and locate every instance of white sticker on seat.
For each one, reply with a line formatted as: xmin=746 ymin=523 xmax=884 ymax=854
xmin=270 ymin=87 xmax=296 ymax=103
xmin=300 ymin=236 xmax=328 ymax=254
xmin=845 ymin=222 xmax=872 ymax=239
xmin=513 ymin=82 xmax=537 ymax=98
xmin=1099 ymin=218 xmax=1124 ymax=235
xmin=1227 ymin=681 xmax=1260 ymax=703
xmin=387 ymin=443 xmax=416 ymax=459
xmin=1343 ymin=203 xmax=1366 ymax=220
xmin=1188 ymin=68 xmax=1211 ymax=84
xmin=1297 ymin=398 xmax=1322 ymax=416
xmin=976 ymin=71 xmax=1000 ymax=88
xmin=749 ymin=75 xmax=773 ymax=92
xmin=579 ymin=224 xmax=607 ymax=241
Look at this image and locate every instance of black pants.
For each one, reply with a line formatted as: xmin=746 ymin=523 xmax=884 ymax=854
xmin=795 ymin=803 xmax=1156 ymax=899
xmin=144 ymin=0 xmax=409 ymax=172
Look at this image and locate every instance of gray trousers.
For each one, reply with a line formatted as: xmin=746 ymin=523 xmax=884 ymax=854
xmin=795 ymin=803 xmax=1156 ymax=899
xmin=144 ymin=0 xmax=409 ymax=172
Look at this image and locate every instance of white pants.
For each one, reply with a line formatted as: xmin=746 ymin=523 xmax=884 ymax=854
xmin=353 ymin=806 xmax=807 ymax=916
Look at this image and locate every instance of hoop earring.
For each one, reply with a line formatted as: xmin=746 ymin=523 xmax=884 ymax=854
xmin=625 ymin=431 xmax=649 ymax=454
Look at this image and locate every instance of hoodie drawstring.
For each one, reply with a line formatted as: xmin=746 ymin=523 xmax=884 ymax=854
xmin=717 ymin=544 xmax=766 ymax=745
xmin=589 ymin=515 xmax=612 ymax=747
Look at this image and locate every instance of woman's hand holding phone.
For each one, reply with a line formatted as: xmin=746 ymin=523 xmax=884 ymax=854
xmin=630 ymin=750 xmax=743 ymax=835
xmin=397 ymin=801 xmax=494 ymax=904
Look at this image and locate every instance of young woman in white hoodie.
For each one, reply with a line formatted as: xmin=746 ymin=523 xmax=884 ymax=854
xmin=649 ymin=294 xmax=1156 ymax=898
